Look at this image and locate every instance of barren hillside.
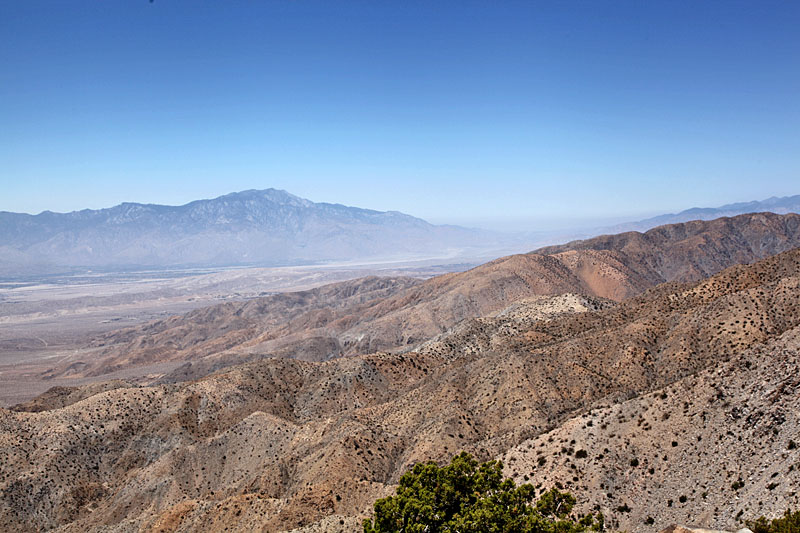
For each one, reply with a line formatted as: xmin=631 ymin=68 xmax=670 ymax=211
xmin=502 ymin=325 xmax=800 ymax=532
xmin=2 ymin=247 xmax=799 ymax=532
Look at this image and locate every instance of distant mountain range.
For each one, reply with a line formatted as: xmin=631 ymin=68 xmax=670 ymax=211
xmin=606 ymin=194 xmax=800 ymax=233
xmin=1 ymin=190 xmax=798 ymax=276
xmin=0 ymin=189 xmax=503 ymax=275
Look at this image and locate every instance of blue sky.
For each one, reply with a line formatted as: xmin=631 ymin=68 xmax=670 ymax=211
xmin=1 ymin=1 xmax=798 ymax=230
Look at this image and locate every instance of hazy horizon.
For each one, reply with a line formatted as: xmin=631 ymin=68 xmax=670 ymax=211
xmin=2 ymin=186 xmax=794 ymax=235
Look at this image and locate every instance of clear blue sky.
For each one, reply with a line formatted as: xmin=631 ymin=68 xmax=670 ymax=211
xmin=1 ymin=1 xmax=798 ymax=229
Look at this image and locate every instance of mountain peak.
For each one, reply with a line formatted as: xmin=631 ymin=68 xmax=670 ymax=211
xmin=215 ymin=188 xmax=312 ymax=207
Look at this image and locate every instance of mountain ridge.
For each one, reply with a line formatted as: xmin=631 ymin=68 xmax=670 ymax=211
xmin=5 ymin=190 xmax=800 ymax=276
xmin=0 ymin=189 xmax=500 ymax=273
xmin=606 ymin=194 xmax=800 ymax=234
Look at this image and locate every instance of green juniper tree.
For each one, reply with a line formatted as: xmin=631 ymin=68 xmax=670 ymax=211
xmin=746 ymin=509 xmax=800 ymax=533
xmin=363 ymin=452 xmax=604 ymax=533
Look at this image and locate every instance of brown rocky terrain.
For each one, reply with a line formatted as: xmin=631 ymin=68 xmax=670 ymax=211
xmin=2 ymin=244 xmax=799 ymax=532
xmin=44 ymin=212 xmax=800 ymax=382
xmin=502 ymin=321 xmax=800 ymax=532
xmin=0 ymin=260 xmax=470 ymax=407
xmin=538 ymin=211 xmax=800 ymax=283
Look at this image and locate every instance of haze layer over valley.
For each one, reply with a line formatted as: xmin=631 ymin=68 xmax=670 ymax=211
xmin=6 ymin=189 xmax=795 ymax=406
